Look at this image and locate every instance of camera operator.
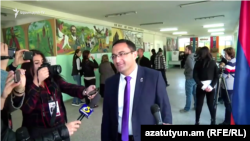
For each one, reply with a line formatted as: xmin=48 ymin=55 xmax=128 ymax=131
xmin=1 ymin=44 xmax=83 ymax=141
xmin=219 ymin=47 xmax=236 ymax=125
xmin=20 ymin=49 xmax=97 ymax=139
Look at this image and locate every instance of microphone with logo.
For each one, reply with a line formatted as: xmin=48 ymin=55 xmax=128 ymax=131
xmin=77 ymin=104 xmax=94 ymax=121
xmin=151 ymin=104 xmax=163 ymax=125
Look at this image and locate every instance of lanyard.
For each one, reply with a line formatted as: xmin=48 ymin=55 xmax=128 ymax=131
xmin=44 ymin=82 xmax=51 ymax=95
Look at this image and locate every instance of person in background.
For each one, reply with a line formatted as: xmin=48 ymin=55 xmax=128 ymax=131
xmin=20 ymin=50 xmax=97 ymax=139
xmin=219 ymin=47 xmax=236 ymax=125
xmin=99 ymin=54 xmax=116 ymax=98
xmin=180 ymin=45 xmax=196 ymax=113
xmin=71 ymin=49 xmax=84 ymax=106
xmin=150 ymin=49 xmax=156 ymax=69
xmin=193 ymin=46 xmax=219 ymax=125
xmin=154 ymin=48 xmax=169 ymax=87
xmin=136 ymin=48 xmax=151 ymax=68
xmin=81 ymin=50 xmax=99 ymax=108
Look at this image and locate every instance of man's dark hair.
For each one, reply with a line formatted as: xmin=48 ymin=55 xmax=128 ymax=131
xmin=112 ymin=39 xmax=136 ymax=51
xmin=151 ymin=49 xmax=156 ymax=53
xmin=70 ymin=25 xmax=76 ymax=30
xmin=186 ymin=45 xmax=192 ymax=51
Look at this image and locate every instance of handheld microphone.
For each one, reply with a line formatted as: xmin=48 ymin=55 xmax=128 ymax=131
xmin=16 ymin=127 xmax=31 ymax=141
xmin=150 ymin=104 xmax=163 ymax=125
xmin=77 ymin=104 xmax=94 ymax=121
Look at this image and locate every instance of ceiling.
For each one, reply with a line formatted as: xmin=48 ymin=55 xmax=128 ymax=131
xmin=2 ymin=1 xmax=241 ymax=37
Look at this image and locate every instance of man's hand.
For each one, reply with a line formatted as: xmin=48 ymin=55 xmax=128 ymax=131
xmin=13 ymin=69 xmax=26 ymax=96
xmin=12 ymin=49 xmax=30 ymax=67
xmin=1 ymin=71 xmax=21 ymax=99
xmin=1 ymin=43 xmax=9 ymax=70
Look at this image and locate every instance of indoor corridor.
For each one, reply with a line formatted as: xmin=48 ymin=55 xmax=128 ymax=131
xmin=11 ymin=68 xmax=225 ymax=141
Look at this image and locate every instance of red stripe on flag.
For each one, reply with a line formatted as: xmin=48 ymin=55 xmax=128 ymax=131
xmin=231 ymin=114 xmax=235 ymax=125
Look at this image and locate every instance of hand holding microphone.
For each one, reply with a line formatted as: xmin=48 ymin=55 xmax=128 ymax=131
xmin=66 ymin=121 xmax=81 ymax=136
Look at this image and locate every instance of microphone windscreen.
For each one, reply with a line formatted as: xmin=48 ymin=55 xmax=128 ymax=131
xmin=79 ymin=104 xmax=94 ymax=118
xmin=151 ymin=104 xmax=160 ymax=114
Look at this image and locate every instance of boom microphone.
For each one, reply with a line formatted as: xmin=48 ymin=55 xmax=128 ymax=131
xmin=150 ymin=104 xmax=163 ymax=125
xmin=77 ymin=104 xmax=94 ymax=121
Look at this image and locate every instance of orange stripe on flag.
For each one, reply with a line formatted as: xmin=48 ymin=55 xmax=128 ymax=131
xmin=216 ymin=36 xmax=219 ymax=49
xmin=231 ymin=114 xmax=235 ymax=125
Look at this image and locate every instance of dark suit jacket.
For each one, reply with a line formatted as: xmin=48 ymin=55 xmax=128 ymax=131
xmin=101 ymin=65 xmax=172 ymax=141
xmin=136 ymin=56 xmax=151 ymax=68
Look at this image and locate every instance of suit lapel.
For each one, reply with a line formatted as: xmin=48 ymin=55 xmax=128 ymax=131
xmin=113 ymin=73 xmax=120 ymax=121
xmin=132 ymin=66 xmax=145 ymax=114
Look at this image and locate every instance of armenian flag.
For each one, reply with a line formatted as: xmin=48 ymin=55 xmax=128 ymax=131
xmin=231 ymin=1 xmax=250 ymax=125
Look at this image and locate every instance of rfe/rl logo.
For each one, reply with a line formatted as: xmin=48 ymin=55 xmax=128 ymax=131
xmin=13 ymin=8 xmax=19 ymax=18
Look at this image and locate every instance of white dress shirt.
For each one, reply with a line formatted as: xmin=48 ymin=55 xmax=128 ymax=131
xmin=118 ymin=65 xmax=138 ymax=135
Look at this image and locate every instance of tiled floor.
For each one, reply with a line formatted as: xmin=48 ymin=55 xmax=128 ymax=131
xmin=11 ymin=68 xmax=225 ymax=141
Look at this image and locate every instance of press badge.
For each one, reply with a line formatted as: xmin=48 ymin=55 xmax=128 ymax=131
xmin=48 ymin=101 xmax=61 ymax=117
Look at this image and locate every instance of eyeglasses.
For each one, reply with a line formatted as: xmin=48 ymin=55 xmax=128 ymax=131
xmin=111 ymin=51 xmax=134 ymax=60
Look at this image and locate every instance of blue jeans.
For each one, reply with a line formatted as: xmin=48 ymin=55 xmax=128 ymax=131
xmin=184 ymin=79 xmax=197 ymax=111
xmin=72 ymin=75 xmax=82 ymax=104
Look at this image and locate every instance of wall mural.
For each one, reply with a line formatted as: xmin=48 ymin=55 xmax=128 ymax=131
xmin=123 ymin=30 xmax=143 ymax=50
xmin=5 ymin=26 xmax=26 ymax=50
xmin=56 ymin=19 xmax=112 ymax=55
xmin=166 ymin=38 xmax=177 ymax=51
xmin=28 ymin=20 xmax=55 ymax=56
xmin=111 ymin=28 xmax=124 ymax=43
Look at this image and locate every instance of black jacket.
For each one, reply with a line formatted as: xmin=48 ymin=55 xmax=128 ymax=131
xmin=81 ymin=59 xmax=99 ymax=77
xmin=150 ymin=54 xmax=156 ymax=69
xmin=136 ymin=56 xmax=151 ymax=68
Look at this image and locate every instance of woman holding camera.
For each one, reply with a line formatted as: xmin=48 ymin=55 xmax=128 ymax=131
xmin=193 ymin=46 xmax=219 ymax=125
xmin=20 ymin=50 xmax=97 ymax=139
xmin=219 ymin=47 xmax=236 ymax=125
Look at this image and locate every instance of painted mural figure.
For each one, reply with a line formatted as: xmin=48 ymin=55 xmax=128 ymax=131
xmin=9 ymin=27 xmax=21 ymax=50
xmin=68 ymin=25 xmax=78 ymax=50
xmin=93 ymin=26 xmax=104 ymax=51
xmin=79 ymin=28 xmax=86 ymax=47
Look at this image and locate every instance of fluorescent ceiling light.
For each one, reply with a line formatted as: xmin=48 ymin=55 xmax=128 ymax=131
xmin=173 ymin=32 xmax=187 ymax=35
xmin=211 ymin=32 xmax=224 ymax=35
xmin=208 ymin=28 xmax=225 ymax=32
xmin=179 ymin=1 xmax=210 ymax=8
xmin=160 ymin=28 xmax=178 ymax=32
xmin=203 ymin=23 xmax=224 ymax=28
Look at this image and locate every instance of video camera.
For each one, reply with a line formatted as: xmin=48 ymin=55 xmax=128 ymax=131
xmin=38 ymin=63 xmax=62 ymax=76
xmin=0 ymin=47 xmax=33 ymax=60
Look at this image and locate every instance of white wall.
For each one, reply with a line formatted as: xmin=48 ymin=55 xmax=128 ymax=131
xmin=1 ymin=28 xmax=3 ymax=42
xmin=154 ymin=35 xmax=166 ymax=51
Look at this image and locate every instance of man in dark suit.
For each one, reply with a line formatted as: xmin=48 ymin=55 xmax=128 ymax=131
xmin=136 ymin=48 xmax=151 ymax=68
xmin=101 ymin=39 xmax=172 ymax=141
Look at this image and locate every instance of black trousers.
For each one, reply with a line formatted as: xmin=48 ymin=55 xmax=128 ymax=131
xmin=100 ymin=84 xmax=105 ymax=98
xmin=195 ymin=86 xmax=215 ymax=123
xmin=221 ymin=89 xmax=233 ymax=123
xmin=84 ymin=79 xmax=96 ymax=105
xmin=156 ymin=69 xmax=168 ymax=85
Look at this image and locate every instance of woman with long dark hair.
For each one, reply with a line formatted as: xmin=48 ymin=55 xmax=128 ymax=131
xmin=81 ymin=50 xmax=99 ymax=108
xmin=20 ymin=50 xmax=97 ymax=138
xmin=193 ymin=46 xmax=219 ymax=125
xmin=71 ymin=49 xmax=84 ymax=106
